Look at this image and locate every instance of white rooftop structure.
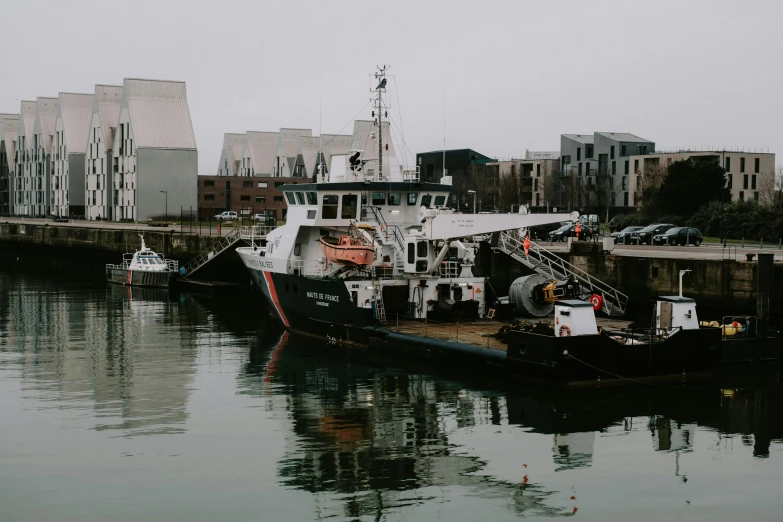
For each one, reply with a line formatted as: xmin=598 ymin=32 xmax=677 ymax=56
xmin=217 ymin=132 xmax=245 ymax=176
xmin=121 ymin=78 xmax=197 ymax=150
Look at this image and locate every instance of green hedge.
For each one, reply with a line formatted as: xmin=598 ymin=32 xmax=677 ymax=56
xmin=687 ymin=200 xmax=783 ymax=241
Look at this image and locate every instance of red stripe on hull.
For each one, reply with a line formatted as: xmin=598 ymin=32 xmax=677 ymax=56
xmin=263 ymin=271 xmax=290 ymax=327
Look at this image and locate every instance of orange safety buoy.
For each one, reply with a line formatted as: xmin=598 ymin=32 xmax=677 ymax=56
xmin=590 ymin=294 xmax=603 ymax=311
xmin=559 ymin=324 xmax=571 ymax=337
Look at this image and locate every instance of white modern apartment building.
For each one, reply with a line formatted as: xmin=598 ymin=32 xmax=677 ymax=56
xmin=112 ymin=78 xmax=197 ymax=221
xmin=51 ymin=92 xmax=93 ymax=218
xmin=13 ymin=100 xmax=37 ymax=216
xmin=237 ymin=131 xmax=278 ymax=177
xmin=275 ymin=128 xmax=312 ymax=177
xmin=629 ymin=149 xmax=776 ymax=204
xmin=32 ymin=97 xmax=58 ymax=217
xmin=85 ymin=85 xmax=122 ymax=220
xmin=0 ymin=114 xmax=19 ymax=216
xmin=216 ymin=133 xmax=245 ymax=177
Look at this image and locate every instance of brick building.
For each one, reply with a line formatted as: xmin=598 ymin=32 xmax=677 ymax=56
xmin=196 ymin=174 xmax=303 ymax=222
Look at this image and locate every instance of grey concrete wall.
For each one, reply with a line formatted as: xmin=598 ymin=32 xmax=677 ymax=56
xmin=68 ymin=154 xmax=85 ymax=207
xmin=137 ymin=148 xmax=198 ymax=220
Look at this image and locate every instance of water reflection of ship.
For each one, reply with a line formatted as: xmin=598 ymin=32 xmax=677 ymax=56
xmin=238 ymin=332 xmax=572 ymax=519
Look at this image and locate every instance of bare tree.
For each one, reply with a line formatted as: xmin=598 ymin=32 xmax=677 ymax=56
xmin=758 ymin=167 xmax=783 ymax=207
xmin=541 ymin=161 xmax=560 ymax=211
xmin=498 ymin=164 xmax=521 ymax=212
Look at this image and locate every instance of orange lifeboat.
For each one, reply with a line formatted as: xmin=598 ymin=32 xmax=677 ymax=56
xmin=319 ymin=235 xmax=375 ymax=267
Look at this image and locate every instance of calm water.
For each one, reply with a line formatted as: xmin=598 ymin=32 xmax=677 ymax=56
xmin=1 ymin=273 xmax=782 ymax=522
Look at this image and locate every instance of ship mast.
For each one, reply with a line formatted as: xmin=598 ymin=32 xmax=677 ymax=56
xmin=374 ymin=65 xmax=387 ymax=180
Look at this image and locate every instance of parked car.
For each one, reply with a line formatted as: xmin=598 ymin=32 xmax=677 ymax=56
xmin=253 ymin=213 xmax=275 ymax=225
xmin=547 ymin=223 xmax=593 ymax=242
xmin=214 ymin=211 xmax=238 ymax=221
xmin=629 ymin=223 xmax=675 ymax=245
xmin=653 ymin=227 xmax=703 ymax=246
xmin=528 ymin=221 xmax=570 ymax=240
xmin=611 ymin=226 xmax=644 ymax=244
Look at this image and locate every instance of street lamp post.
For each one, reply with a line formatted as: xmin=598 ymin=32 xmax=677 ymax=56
xmin=159 ymin=190 xmax=167 ymax=223
xmin=468 ymin=189 xmax=476 ymax=214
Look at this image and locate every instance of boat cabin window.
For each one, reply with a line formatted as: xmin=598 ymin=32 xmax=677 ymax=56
xmin=306 ymin=192 xmax=317 ymax=205
xmin=294 ymin=243 xmax=301 ymax=256
xmin=407 ymin=193 xmax=418 ymax=205
xmin=421 ymin=194 xmax=432 ymax=207
xmin=286 ymin=192 xmax=296 ymax=205
xmin=295 ymin=192 xmax=305 ymax=205
xmin=407 ymin=243 xmax=415 ymax=264
xmin=341 ymin=194 xmax=358 ymax=219
xmin=322 ymin=195 xmax=339 ymax=219
xmin=417 ymin=241 xmax=428 ymax=257
xmin=388 ymin=192 xmax=401 ymax=206
xmin=434 ymin=195 xmax=446 ymax=207
xmin=371 ymin=192 xmax=386 ymax=206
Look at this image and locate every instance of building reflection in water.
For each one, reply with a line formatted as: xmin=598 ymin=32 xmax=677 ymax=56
xmin=0 ymin=278 xmax=200 ymax=436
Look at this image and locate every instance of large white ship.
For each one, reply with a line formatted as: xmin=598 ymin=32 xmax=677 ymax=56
xmin=236 ymin=66 xmax=564 ymax=343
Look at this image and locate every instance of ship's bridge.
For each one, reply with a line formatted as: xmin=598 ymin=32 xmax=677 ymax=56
xmin=280 ymin=182 xmax=453 ymax=229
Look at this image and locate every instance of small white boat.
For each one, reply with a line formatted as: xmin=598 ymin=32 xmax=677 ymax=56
xmin=106 ymin=235 xmax=178 ymax=288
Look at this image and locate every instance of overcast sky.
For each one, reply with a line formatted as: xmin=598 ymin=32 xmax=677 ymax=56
xmin=4 ymin=0 xmax=781 ymax=173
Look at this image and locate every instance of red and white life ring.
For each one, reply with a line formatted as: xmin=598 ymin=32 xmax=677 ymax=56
xmin=559 ymin=324 xmax=571 ymax=337
xmin=590 ymin=294 xmax=603 ymax=311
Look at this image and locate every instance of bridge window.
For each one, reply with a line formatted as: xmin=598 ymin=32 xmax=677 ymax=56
xmin=434 ymin=195 xmax=446 ymax=207
xmin=407 ymin=243 xmax=415 ymax=264
xmin=407 ymin=193 xmax=418 ymax=205
xmin=322 ymin=195 xmax=338 ymax=219
xmin=417 ymin=241 xmax=428 ymax=257
xmin=306 ymin=192 xmax=317 ymax=205
xmin=341 ymin=194 xmax=358 ymax=219
xmin=371 ymin=192 xmax=386 ymax=206
xmin=388 ymin=192 xmax=401 ymax=205
xmin=295 ymin=192 xmax=305 ymax=205
xmin=421 ymin=194 xmax=432 ymax=207
xmin=285 ymin=192 xmax=296 ymax=205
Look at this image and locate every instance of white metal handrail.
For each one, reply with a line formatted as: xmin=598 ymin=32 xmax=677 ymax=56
xmin=497 ymin=231 xmax=629 ymax=317
xmin=239 ymin=225 xmax=274 ymax=240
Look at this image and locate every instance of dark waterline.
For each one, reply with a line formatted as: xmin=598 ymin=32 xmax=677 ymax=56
xmin=1 ymin=272 xmax=782 ymax=522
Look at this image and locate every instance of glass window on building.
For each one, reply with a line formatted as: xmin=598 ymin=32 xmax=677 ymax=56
xmin=372 ymin=192 xmax=386 ymax=205
xmin=388 ymin=192 xmax=401 ymax=205
xmin=407 ymin=193 xmax=418 ymax=205
xmin=755 ymin=158 xmax=760 ymax=173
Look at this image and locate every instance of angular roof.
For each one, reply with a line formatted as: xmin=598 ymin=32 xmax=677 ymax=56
xmin=279 ymin=127 xmax=312 ymax=162
xmin=122 ymin=78 xmax=197 ymax=149
xmin=19 ymin=100 xmax=37 ymax=143
xmin=0 ymin=114 xmax=20 ymax=170
xmin=57 ymin=93 xmax=94 ymax=154
xmin=595 ymin=132 xmax=653 ymax=143
xmin=34 ymin=97 xmax=59 ymax=154
xmin=562 ymin=134 xmax=594 ymax=144
xmin=246 ymin=131 xmax=279 ymax=174
xmin=221 ymin=133 xmax=245 ymax=175
xmin=299 ymin=136 xmax=321 ymax=175
xmin=94 ymin=84 xmax=123 ymax=147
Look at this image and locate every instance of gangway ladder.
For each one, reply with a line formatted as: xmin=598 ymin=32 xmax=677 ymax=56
xmin=495 ymin=231 xmax=629 ymax=317
xmin=180 ymin=226 xmax=242 ymax=277
xmin=373 ymin=281 xmax=387 ymax=323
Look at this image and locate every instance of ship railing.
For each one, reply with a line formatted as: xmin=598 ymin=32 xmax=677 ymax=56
xmin=401 ymin=165 xmax=420 ymax=182
xmin=239 ymin=225 xmax=273 ymax=240
xmin=497 ymin=230 xmax=629 ymax=317
xmin=719 ymin=315 xmax=757 ymax=339
xmin=438 ymin=261 xmax=461 ymax=278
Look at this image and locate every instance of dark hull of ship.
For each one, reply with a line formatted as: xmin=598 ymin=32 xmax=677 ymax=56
xmin=505 ymin=328 xmax=723 ymax=383
xmin=249 ymin=268 xmax=375 ymax=341
xmin=106 ymin=267 xmax=177 ymax=288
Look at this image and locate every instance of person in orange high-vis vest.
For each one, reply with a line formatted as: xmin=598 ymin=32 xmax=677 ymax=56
xmin=575 ymin=222 xmax=581 ymax=240
xmin=523 ymin=234 xmax=531 ymax=256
